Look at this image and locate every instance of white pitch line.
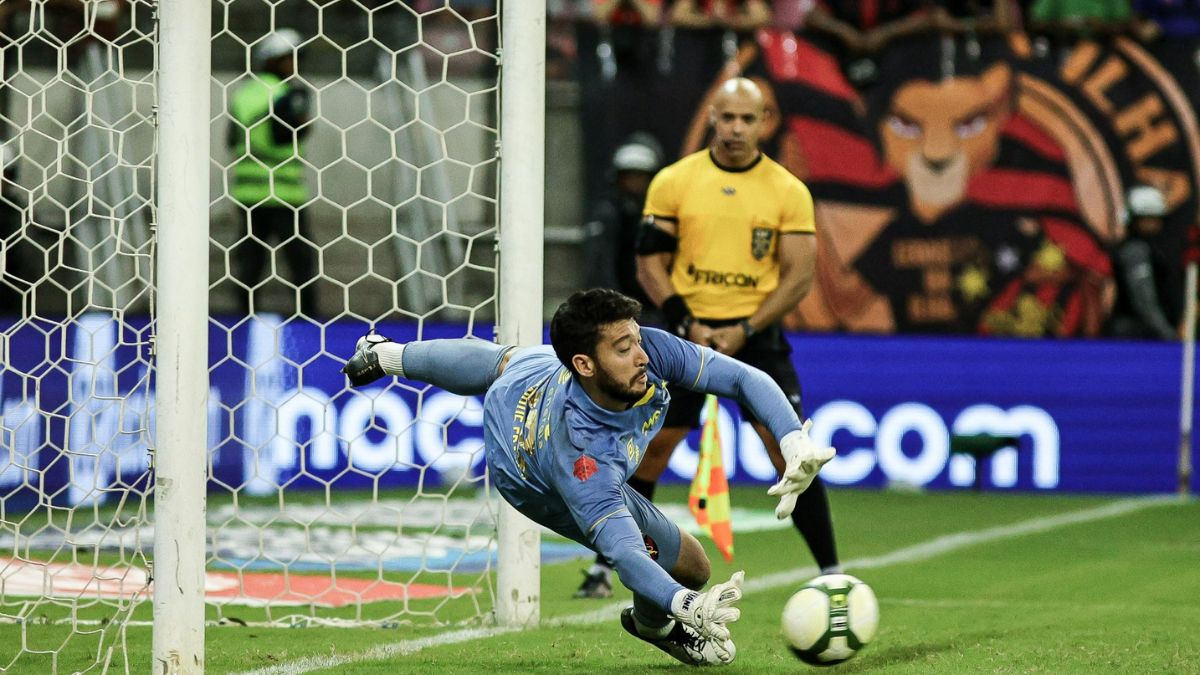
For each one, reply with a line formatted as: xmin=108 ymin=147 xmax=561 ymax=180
xmin=237 ymin=495 xmax=1178 ymax=675
xmin=878 ymin=596 xmax=1200 ymax=612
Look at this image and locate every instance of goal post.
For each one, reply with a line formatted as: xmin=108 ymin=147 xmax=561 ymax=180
xmin=496 ymin=0 xmax=546 ymax=628
xmin=153 ymin=0 xmax=211 ymax=671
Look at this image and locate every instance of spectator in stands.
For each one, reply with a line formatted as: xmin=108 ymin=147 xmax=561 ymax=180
xmin=227 ymin=29 xmax=318 ymax=317
xmin=412 ymin=0 xmax=498 ymax=77
xmin=664 ymin=0 xmax=771 ymax=68
xmin=929 ymin=1 xmax=1021 ymax=34
xmin=584 ymin=133 xmax=664 ymax=317
xmin=1026 ymin=0 xmax=1134 ymax=39
xmin=667 ymin=0 xmax=772 ymax=33
xmin=802 ymin=0 xmax=935 ymax=85
xmin=405 ymin=0 xmax=495 ymax=19
xmin=547 ymin=0 xmax=586 ymax=79
xmin=597 ymin=0 xmax=662 ymax=25
xmin=1108 ymin=185 xmax=1179 ymax=340
xmin=593 ymin=0 xmax=662 ymax=82
xmin=577 ymin=1 xmax=662 ymax=208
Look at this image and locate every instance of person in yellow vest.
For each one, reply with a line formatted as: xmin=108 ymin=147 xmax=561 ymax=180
xmin=228 ymin=28 xmax=316 ymax=316
xmin=572 ymin=77 xmax=841 ymax=598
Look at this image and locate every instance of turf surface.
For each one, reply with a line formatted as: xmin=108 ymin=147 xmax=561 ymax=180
xmin=2 ymin=486 xmax=1197 ymax=673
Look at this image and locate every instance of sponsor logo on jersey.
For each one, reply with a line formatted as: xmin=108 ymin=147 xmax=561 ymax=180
xmin=623 ymin=435 xmax=641 ymax=464
xmin=686 ymin=264 xmax=760 ymax=288
xmin=751 ymin=227 xmax=773 ymax=260
xmin=641 ymin=408 xmax=662 ymax=434
xmin=573 ymin=455 xmax=598 ymax=482
xmin=512 ymin=379 xmax=548 ymax=478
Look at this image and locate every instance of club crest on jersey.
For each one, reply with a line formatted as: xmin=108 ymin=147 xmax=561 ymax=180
xmin=573 ymin=455 xmax=598 ymax=482
xmin=643 ymin=534 xmax=659 ymax=560
xmin=721 ymin=186 xmax=736 ymax=196
xmin=751 ymin=227 xmax=774 ymax=260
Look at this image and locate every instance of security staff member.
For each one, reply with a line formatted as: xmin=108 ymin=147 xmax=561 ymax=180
xmin=584 ymin=133 xmax=663 ymax=311
xmin=228 ymin=28 xmax=317 ymax=316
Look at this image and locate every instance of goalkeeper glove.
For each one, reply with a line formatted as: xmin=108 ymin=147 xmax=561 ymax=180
xmin=341 ymin=331 xmax=395 ymax=386
xmin=669 ymin=570 xmax=744 ymax=644
xmin=767 ymin=420 xmax=836 ymax=519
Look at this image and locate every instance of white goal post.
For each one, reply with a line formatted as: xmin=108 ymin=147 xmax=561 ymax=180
xmin=495 ymin=0 xmax=545 ymax=628
xmin=154 ymin=0 xmax=212 ymax=670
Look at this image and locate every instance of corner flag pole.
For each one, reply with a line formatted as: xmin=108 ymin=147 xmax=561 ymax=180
xmin=1179 ymin=241 xmax=1198 ymax=497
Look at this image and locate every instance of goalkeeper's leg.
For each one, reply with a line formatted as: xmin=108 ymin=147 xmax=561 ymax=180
xmin=620 ymin=491 xmax=738 ymax=665
xmin=630 ymin=529 xmax=708 ymax=631
xmin=341 ymin=332 xmax=517 ymax=396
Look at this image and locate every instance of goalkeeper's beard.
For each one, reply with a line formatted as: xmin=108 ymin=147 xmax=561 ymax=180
xmin=596 ymin=367 xmax=648 ymax=405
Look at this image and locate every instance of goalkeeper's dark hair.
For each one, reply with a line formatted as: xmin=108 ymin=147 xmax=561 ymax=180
xmin=550 ymin=289 xmax=642 ymax=375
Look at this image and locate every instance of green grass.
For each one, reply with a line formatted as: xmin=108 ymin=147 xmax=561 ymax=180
xmin=2 ymin=486 xmax=1198 ymax=673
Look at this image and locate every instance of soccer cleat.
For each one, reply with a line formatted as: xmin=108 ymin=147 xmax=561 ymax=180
xmin=620 ymin=608 xmax=736 ymax=666
xmin=572 ymin=569 xmax=613 ymax=599
xmin=341 ymin=331 xmax=393 ymax=386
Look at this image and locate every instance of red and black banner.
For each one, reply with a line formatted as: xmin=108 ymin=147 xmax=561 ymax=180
xmin=673 ymin=31 xmax=1200 ymax=338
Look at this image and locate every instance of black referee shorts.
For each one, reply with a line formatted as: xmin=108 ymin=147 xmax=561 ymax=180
xmin=663 ymin=319 xmax=804 ymax=429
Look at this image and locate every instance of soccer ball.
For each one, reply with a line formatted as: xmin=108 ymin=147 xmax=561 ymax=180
xmin=781 ymin=574 xmax=879 ymax=666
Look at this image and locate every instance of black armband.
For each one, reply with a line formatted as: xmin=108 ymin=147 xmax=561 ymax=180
xmin=636 ymin=216 xmax=679 ymax=255
xmin=660 ymin=294 xmax=693 ymax=337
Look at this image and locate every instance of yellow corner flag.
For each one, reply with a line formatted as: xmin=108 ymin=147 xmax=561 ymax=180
xmin=688 ymin=395 xmax=734 ymax=562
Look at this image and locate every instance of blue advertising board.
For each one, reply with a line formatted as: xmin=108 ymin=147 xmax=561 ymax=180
xmin=0 ymin=314 xmax=1194 ymax=507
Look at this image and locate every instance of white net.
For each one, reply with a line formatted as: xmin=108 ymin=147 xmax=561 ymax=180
xmin=204 ymin=0 xmax=502 ymax=629
xmin=0 ymin=0 xmax=508 ymax=670
xmin=0 ymin=1 xmax=157 ymax=672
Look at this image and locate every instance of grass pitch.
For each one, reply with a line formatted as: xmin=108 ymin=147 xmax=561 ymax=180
xmin=3 ymin=486 xmax=1197 ymax=673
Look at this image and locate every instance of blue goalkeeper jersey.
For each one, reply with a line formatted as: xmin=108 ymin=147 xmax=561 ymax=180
xmin=481 ymin=326 xmax=802 ymax=611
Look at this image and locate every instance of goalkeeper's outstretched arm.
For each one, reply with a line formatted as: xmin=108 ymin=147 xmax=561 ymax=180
xmin=641 ymin=327 xmax=799 ymax=440
xmin=342 ymin=333 xmax=515 ymax=395
xmin=641 ymin=327 xmax=835 ymax=518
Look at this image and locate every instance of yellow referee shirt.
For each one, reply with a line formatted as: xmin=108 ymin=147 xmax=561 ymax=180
xmin=643 ymin=150 xmax=816 ymax=319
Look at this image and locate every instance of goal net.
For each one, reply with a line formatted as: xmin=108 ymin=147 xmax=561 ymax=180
xmin=0 ymin=0 xmax=539 ymax=671
xmin=0 ymin=1 xmax=157 ymax=671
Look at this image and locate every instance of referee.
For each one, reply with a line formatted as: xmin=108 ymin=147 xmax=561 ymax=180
xmin=636 ymin=77 xmax=839 ymax=579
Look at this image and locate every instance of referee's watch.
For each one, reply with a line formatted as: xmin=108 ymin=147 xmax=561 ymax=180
xmin=738 ymin=319 xmax=756 ymax=339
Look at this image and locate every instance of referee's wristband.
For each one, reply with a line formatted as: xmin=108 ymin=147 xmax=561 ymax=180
xmin=661 ymin=295 xmax=694 ymax=338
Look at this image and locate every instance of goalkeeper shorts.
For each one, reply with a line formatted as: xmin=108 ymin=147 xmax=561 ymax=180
xmin=493 ymin=478 xmax=683 ymax=573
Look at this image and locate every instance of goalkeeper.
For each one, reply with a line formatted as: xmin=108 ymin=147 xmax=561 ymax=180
xmin=342 ymin=289 xmax=834 ymax=666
